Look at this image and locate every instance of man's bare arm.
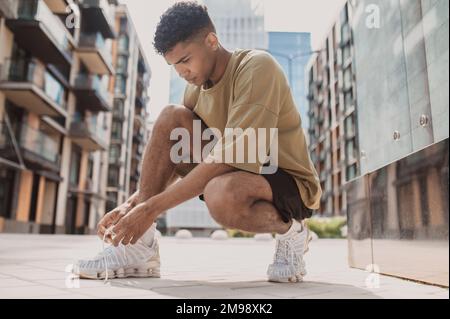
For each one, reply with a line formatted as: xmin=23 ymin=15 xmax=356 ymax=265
xmin=110 ymin=161 xmax=235 ymax=246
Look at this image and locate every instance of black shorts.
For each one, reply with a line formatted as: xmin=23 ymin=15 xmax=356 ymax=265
xmin=199 ymin=168 xmax=313 ymax=223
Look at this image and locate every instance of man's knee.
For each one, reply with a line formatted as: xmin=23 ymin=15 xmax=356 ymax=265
xmin=174 ymin=162 xmax=197 ymax=178
xmin=155 ymin=104 xmax=194 ymax=130
xmin=203 ymin=174 xmax=248 ymax=228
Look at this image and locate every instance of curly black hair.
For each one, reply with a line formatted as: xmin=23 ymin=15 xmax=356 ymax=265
xmin=153 ymin=1 xmax=216 ymax=55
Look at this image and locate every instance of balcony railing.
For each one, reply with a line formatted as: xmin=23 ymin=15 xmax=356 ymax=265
xmin=74 ymin=74 xmax=110 ymax=103
xmin=19 ymin=124 xmax=60 ymax=164
xmin=0 ymin=58 xmax=67 ymax=110
xmin=70 ymin=115 xmax=108 ymax=149
xmin=0 ymin=122 xmax=60 ymax=165
xmin=79 ymin=32 xmax=112 ymax=66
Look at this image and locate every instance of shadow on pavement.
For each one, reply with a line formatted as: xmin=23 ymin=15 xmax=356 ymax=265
xmin=105 ymin=277 xmax=381 ymax=299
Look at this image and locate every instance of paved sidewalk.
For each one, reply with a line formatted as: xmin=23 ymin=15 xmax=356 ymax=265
xmin=0 ymin=234 xmax=448 ymax=299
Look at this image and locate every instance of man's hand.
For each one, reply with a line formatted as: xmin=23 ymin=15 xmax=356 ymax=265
xmin=111 ymin=199 xmax=159 ymax=246
xmin=97 ymin=201 xmax=135 ymax=242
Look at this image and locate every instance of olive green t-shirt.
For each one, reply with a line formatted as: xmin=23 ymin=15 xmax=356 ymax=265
xmin=183 ymin=49 xmax=322 ymax=210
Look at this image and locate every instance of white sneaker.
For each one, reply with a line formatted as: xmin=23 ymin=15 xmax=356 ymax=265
xmin=73 ymin=233 xmax=160 ymax=280
xmin=267 ymin=220 xmax=311 ymax=283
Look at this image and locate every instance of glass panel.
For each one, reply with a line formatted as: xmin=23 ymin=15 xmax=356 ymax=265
xmin=79 ymin=32 xmax=112 ymax=65
xmin=44 ymin=71 xmax=66 ymax=109
xmin=19 ymin=124 xmax=59 ymax=164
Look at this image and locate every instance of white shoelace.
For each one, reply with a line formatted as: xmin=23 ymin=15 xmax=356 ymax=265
xmin=102 ymin=227 xmax=128 ymax=283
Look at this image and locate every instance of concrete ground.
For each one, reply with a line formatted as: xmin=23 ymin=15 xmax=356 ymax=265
xmin=0 ymin=234 xmax=448 ymax=299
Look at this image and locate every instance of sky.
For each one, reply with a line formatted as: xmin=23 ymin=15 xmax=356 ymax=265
xmin=120 ymin=0 xmax=347 ymax=121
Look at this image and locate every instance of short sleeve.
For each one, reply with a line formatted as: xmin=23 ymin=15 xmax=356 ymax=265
xmin=182 ymin=84 xmax=200 ymax=109
xmin=206 ymin=53 xmax=287 ymax=174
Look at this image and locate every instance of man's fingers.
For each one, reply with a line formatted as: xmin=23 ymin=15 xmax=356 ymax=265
xmin=111 ymin=226 xmax=126 ymax=247
xmin=97 ymin=224 xmax=107 ymax=239
xmin=130 ymin=235 xmax=139 ymax=245
xmin=122 ymin=233 xmax=134 ymax=246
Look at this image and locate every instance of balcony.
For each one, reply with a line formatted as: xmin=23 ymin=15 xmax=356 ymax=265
xmin=130 ymin=173 xmax=139 ymax=182
xmin=73 ymin=74 xmax=112 ymax=113
xmin=340 ymin=24 xmax=351 ymax=48
xmin=112 ymin=105 xmax=125 ymax=121
xmin=133 ymin=127 xmax=145 ymax=144
xmin=108 ymin=154 xmax=124 ymax=167
xmin=69 ymin=116 xmax=107 ymax=151
xmin=0 ymin=122 xmax=61 ymax=172
xmin=0 ymin=58 xmax=68 ymax=117
xmin=320 ymin=170 xmax=328 ymax=182
xmin=131 ymin=152 xmax=142 ymax=164
xmin=117 ymin=34 xmax=130 ymax=55
xmin=135 ymin=95 xmax=149 ymax=109
xmin=134 ymin=105 xmax=146 ymax=128
xmin=6 ymin=0 xmax=73 ymax=70
xmin=79 ymin=0 xmax=116 ymax=39
xmin=77 ymin=32 xmax=114 ymax=75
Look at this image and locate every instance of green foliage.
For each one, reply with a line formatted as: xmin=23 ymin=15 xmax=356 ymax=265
xmin=305 ymin=217 xmax=347 ymax=239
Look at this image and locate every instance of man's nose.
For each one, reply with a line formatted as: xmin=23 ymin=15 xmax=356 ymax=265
xmin=175 ymin=65 xmax=189 ymax=78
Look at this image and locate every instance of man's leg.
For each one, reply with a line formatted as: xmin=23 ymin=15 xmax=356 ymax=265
xmin=74 ymin=105 xmax=212 ymax=280
xmin=136 ymin=105 xmax=213 ymax=203
xmin=204 ymin=171 xmax=311 ymax=283
xmin=203 ymin=171 xmax=292 ymax=234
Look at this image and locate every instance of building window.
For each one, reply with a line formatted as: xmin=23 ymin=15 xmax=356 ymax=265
xmin=111 ymin=120 xmax=122 ymax=140
xmin=344 ymin=90 xmax=353 ymax=110
xmin=346 ymin=164 xmax=357 ymax=181
xmin=106 ymin=191 xmax=117 ymax=213
xmin=107 ymin=167 xmax=119 ymax=186
xmin=342 ymin=46 xmax=351 ymax=65
xmin=118 ymin=34 xmax=129 ymax=52
xmin=87 ymin=155 xmax=93 ymax=179
xmin=114 ymin=75 xmax=126 ymax=95
xmin=119 ymin=17 xmax=128 ymax=34
xmin=113 ymin=99 xmax=124 ymax=117
xmin=343 ymin=67 xmax=352 ymax=90
xmin=346 ymin=137 xmax=356 ymax=161
xmin=69 ymin=148 xmax=81 ymax=186
xmin=116 ymin=56 xmax=128 ymax=74
xmin=109 ymin=144 xmax=120 ymax=161
xmin=345 ymin=115 xmax=354 ymax=137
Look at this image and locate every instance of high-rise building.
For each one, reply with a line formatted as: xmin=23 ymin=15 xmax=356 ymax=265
xmin=203 ymin=0 xmax=266 ymax=50
xmin=0 ymin=0 xmax=151 ymax=235
xmin=306 ymin=2 xmax=359 ymax=217
xmin=106 ymin=4 xmax=151 ymax=213
xmin=268 ymin=32 xmax=312 ymax=129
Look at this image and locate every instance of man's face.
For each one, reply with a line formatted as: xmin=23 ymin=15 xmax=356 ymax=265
xmin=164 ymin=34 xmax=217 ymax=87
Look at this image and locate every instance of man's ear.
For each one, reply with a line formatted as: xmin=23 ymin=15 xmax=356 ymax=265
xmin=204 ymin=32 xmax=219 ymax=51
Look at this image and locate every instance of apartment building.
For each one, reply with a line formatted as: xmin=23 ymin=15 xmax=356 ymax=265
xmin=105 ymin=4 xmax=151 ymax=213
xmin=306 ymin=2 xmax=359 ymax=217
xmin=0 ymin=0 xmax=150 ymax=235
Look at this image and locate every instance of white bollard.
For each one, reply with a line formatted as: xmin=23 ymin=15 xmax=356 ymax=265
xmin=175 ymin=229 xmax=193 ymax=239
xmin=210 ymin=230 xmax=228 ymax=240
